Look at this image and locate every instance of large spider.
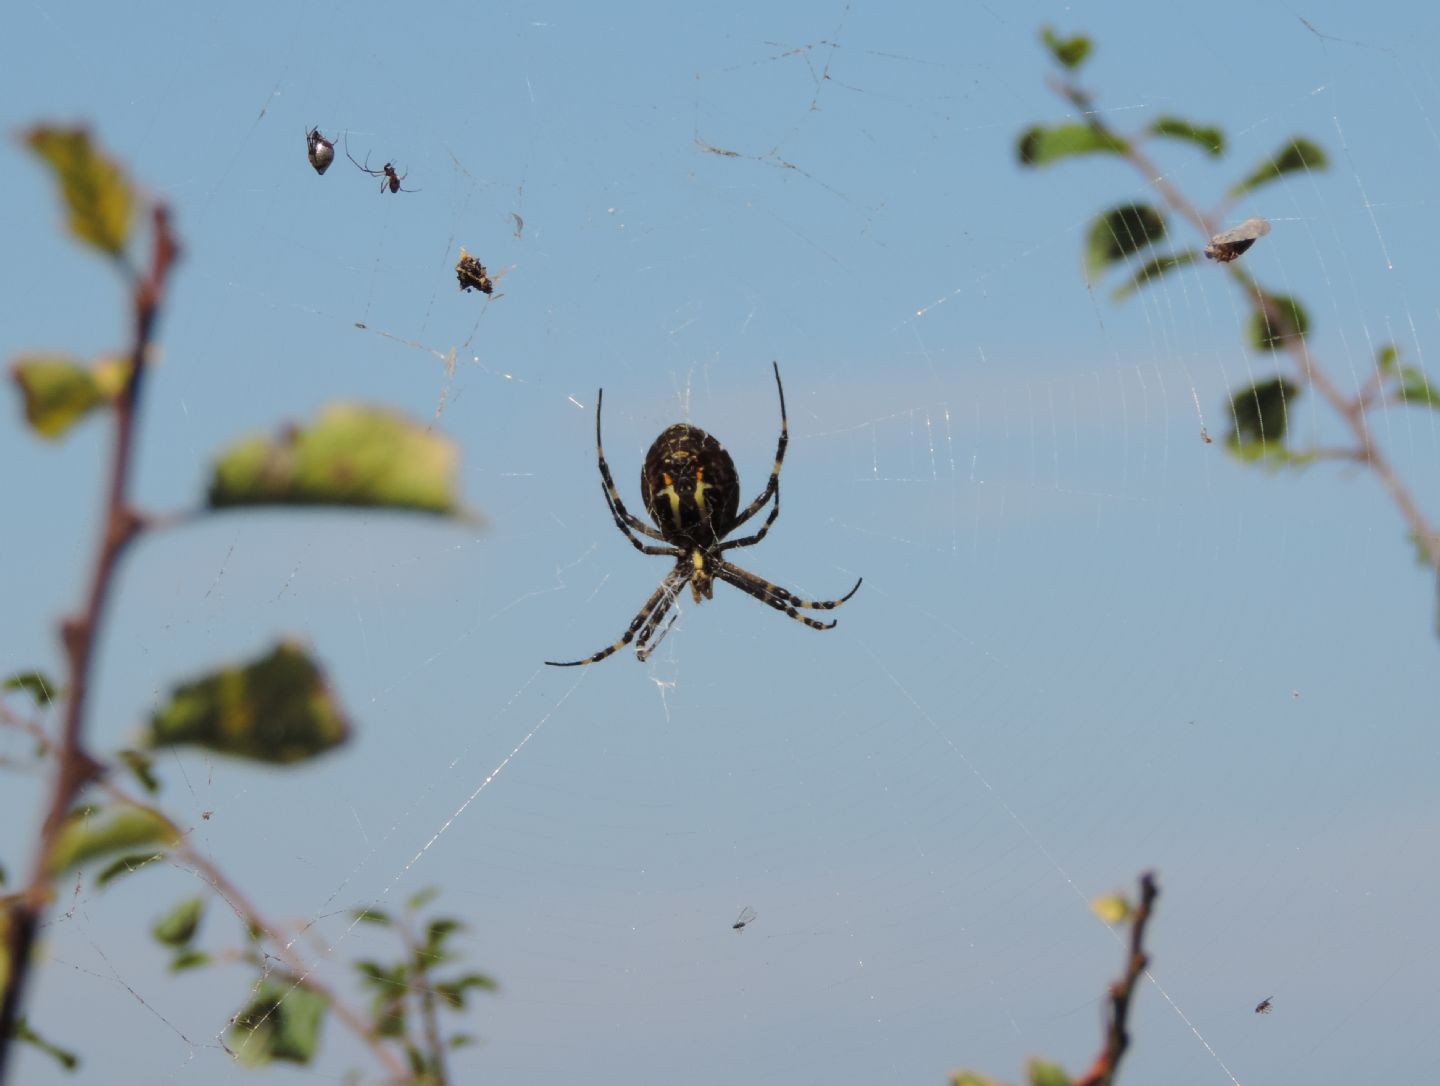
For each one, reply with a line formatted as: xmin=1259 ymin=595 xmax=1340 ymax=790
xmin=546 ymin=363 xmax=861 ymax=667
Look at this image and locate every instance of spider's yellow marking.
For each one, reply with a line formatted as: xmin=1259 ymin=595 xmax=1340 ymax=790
xmin=690 ymin=550 xmax=714 ymax=602
xmin=659 ymin=471 xmax=682 ymax=528
xmin=692 ymin=467 xmax=710 ymax=515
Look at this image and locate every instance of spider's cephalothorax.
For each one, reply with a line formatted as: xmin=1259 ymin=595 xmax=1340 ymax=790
xmin=546 ymin=363 xmax=861 ymax=667
xmin=306 ymin=127 xmax=337 ymax=175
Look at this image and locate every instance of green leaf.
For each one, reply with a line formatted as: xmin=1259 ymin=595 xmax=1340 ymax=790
xmin=950 ymin=1073 xmax=1006 ymax=1086
xmin=4 ymin=670 xmax=58 ymax=706
xmin=152 ymin=896 xmax=204 ymax=947
xmin=1027 ymin=1058 xmax=1073 ymax=1086
xmin=0 ymin=861 xmax=7 ymax=886
xmin=229 ymin=979 xmax=329 ymax=1066
xmin=48 ymin=806 xmax=178 ymax=877
xmin=95 ymin=851 xmax=166 ymax=888
xmin=1085 ymin=204 xmax=1166 ymax=281
xmin=1247 ymin=295 xmax=1310 ymax=352
xmin=449 ymin=1032 xmax=478 ymax=1050
xmin=406 ymin=885 xmax=441 ymax=912
xmin=1148 ymin=116 xmax=1225 ymax=157
xmin=10 ymin=355 xmax=116 ymax=439
xmin=1230 ymin=136 xmax=1328 ymax=197
xmin=425 ymin=917 xmax=465 ymax=954
xmin=1040 ymin=27 xmax=1092 ymax=70
xmin=208 ymin=404 xmax=464 ymax=516
xmin=1016 ymin=123 xmax=1127 ymax=167
xmin=434 ymin=972 xmax=498 ymax=1009
xmin=352 ymin=907 xmax=393 ymax=927
xmin=116 ymin=749 xmax=160 ymax=794
xmin=1375 ymin=344 xmax=1399 ymax=375
xmin=22 ymin=126 xmax=134 ymax=257
xmin=1112 ymin=250 xmax=1201 ymax=300
xmin=14 ymin=1017 xmax=80 ymax=1072
xmin=1226 ymin=376 xmax=1300 ymax=459
xmin=170 ymin=949 xmax=211 ymax=973
xmin=144 ymin=641 xmax=351 ymax=765
xmin=1396 ymin=366 xmax=1440 ymax=409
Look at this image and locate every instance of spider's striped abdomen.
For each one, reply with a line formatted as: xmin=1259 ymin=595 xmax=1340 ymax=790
xmin=641 ymin=424 xmax=741 ymax=548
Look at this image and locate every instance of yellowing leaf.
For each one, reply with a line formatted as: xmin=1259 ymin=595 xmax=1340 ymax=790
xmin=48 ymin=806 xmax=178 ymax=877
xmin=23 ymin=126 xmax=134 ymax=257
xmin=208 ymin=404 xmax=464 ymax=516
xmin=1091 ymin=893 xmax=1132 ymax=926
xmin=11 ymin=355 xmax=110 ymax=439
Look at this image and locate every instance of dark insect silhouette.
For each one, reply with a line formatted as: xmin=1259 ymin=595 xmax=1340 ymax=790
xmin=1254 ymin=996 xmax=1273 ymax=1015
xmin=1205 ymin=217 xmax=1270 ymax=263
xmin=456 ymin=248 xmax=493 ymax=294
xmin=545 ymin=363 xmax=861 ymax=667
xmin=305 ymin=127 xmax=337 ymax=176
xmin=345 ymin=137 xmax=418 ymax=194
xmin=732 ymin=907 xmax=757 ymax=931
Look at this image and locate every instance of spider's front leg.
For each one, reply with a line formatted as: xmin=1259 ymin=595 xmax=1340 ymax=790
xmin=725 ymin=361 xmax=789 ymax=543
xmin=593 ymin=388 xmax=668 ymax=551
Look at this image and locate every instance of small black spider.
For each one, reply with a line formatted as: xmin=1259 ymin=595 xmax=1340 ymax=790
xmin=546 ymin=363 xmax=861 ymax=667
xmin=305 ymin=127 xmax=337 ymax=176
xmin=345 ymin=137 xmax=418 ymax=193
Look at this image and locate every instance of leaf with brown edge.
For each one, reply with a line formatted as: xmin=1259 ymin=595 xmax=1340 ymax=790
xmin=208 ymin=404 xmax=466 ymax=517
xmin=22 ymin=126 xmax=134 ymax=257
xmin=144 ymin=641 xmax=351 ymax=765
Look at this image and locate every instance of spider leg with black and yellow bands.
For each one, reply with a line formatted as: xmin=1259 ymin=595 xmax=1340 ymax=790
xmin=723 ymin=361 xmax=789 ymax=541
xmin=593 ymin=388 xmax=669 ymax=549
xmin=545 ymin=564 xmax=690 ymax=667
xmin=713 ymin=561 xmax=862 ymax=630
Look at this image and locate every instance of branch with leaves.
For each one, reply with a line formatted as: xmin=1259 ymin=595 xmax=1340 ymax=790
xmin=949 ymin=872 xmax=1159 ymax=1086
xmin=1017 ymin=29 xmax=1440 ymax=590
xmin=2 ymin=126 xmax=485 ymax=1083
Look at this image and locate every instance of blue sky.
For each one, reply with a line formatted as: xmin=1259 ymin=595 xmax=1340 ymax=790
xmin=4 ymin=1 xmax=1440 ymax=1083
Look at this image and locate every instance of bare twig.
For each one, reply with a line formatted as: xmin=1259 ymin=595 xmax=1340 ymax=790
xmin=1053 ymin=77 xmax=1440 ymax=571
xmin=1075 ymin=871 xmax=1159 ymax=1086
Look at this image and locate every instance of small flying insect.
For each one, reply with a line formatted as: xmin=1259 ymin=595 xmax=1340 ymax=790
xmin=456 ymin=247 xmax=493 ymax=294
xmin=1205 ymin=217 xmax=1270 ymax=263
xmin=305 ymin=127 xmax=338 ymax=176
xmin=345 ymin=137 xmax=418 ymax=194
xmin=732 ymin=906 xmax=757 ymax=931
xmin=1254 ymin=996 xmax=1274 ymax=1015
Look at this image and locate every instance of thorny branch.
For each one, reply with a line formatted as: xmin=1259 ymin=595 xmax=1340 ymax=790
xmin=1052 ymin=77 xmax=1440 ymax=573
xmin=1075 ymin=871 xmax=1159 ymax=1086
xmin=0 ymin=204 xmax=180 ymax=1082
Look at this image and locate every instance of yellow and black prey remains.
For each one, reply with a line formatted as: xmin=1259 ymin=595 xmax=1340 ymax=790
xmin=546 ymin=363 xmax=861 ymax=666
